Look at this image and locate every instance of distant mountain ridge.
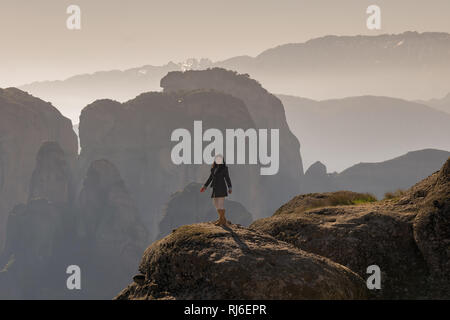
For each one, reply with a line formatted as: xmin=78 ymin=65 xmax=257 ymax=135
xmin=301 ymin=149 xmax=450 ymax=199
xmin=417 ymin=92 xmax=450 ymax=114
xmin=18 ymin=31 xmax=450 ymax=122
xmin=216 ymin=31 xmax=450 ymax=100
xmin=229 ymin=31 xmax=450 ymax=67
xmin=278 ymin=94 xmax=450 ymax=172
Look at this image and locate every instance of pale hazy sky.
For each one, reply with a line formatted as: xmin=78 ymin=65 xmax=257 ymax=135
xmin=1 ymin=0 xmax=450 ymax=87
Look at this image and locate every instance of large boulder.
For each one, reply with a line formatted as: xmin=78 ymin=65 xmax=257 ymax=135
xmin=413 ymin=158 xmax=450 ymax=288
xmin=0 ymin=88 xmax=78 ymax=250
xmin=251 ymin=158 xmax=450 ymax=299
xmin=158 ymin=182 xmax=253 ymax=239
xmin=115 ymin=223 xmax=367 ymax=300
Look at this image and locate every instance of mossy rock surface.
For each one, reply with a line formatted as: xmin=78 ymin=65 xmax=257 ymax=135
xmin=115 ymin=222 xmax=367 ymax=300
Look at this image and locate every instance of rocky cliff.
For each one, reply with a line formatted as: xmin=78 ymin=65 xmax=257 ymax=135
xmin=251 ymin=157 xmax=450 ymax=299
xmin=158 ymin=182 xmax=253 ymax=239
xmin=75 ymin=159 xmax=149 ymax=298
xmin=0 ymin=88 xmax=78 ymax=251
xmin=115 ymin=223 xmax=367 ymax=300
xmin=0 ymin=142 xmax=74 ymax=299
xmin=28 ymin=141 xmax=75 ymax=204
xmin=78 ymin=86 xmax=264 ymax=240
xmin=0 ymin=143 xmax=148 ymax=299
xmin=161 ymin=68 xmax=303 ymax=218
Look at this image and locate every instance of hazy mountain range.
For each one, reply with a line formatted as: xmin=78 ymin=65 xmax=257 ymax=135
xmin=301 ymin=148 xmax=450 ymax=199
xmin=417 ymin=93 xmax=450 ymax=114
xmin=16 ymin=31 xmax=450 ymax=173
xmin=19 ymin=31 xmax=450 ymax=123
xmin=279 ymin=94 xmax=450 ymax=172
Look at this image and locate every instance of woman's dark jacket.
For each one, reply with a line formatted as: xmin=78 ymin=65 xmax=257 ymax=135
xmin=203 ymin=164 xmax=232 ymax=198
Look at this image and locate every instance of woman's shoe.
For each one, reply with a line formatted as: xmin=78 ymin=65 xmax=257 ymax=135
xmin=218 ymin=209 xmax=227 ymax=226
xmin=213 ymin=209 xmax=221 ymax=225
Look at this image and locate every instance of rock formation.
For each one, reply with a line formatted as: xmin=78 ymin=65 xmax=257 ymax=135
xmin=0 ymin=142 xmax=74 ymax=299
xmin=158 ymin=182 xmax=253 ymax=239
xmin=28 ymin=141 xmax=75 ymax=204
xmin=251 ymin=157 xmax=450 ymax=299
xmin=0 ymin=143 xmax=148 ymax=299
xmin=161 ymin=68 xmax=303 ymax=218
xmin=76 ymin=159 xmax=149 ymax=298
xmin=115 ymin=223 xmax=367 ymax=300
xmin=413 ymin=158 xmax=450 ymax=283
xmin=78 ymin=86 xmax=264 ymax=240
xmin=302 ymin=161 xmax=334 ymax=194
xmin=0 ymin=88 xmax=78 ymax=251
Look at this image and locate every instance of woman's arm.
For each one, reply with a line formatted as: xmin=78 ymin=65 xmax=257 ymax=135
xmin=204 ymin=172 xmax=213 ymax=188
xmin=224 ymin=167 xmax=232 ymax=190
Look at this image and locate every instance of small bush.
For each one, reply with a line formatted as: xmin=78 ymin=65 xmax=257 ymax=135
xmin=384 ymin=189 xmax=407 ymax=200
xmin=274 ymin=191 xmax=378 ymax=216
xmin=326 ymin=192 xmax=377 ymax=206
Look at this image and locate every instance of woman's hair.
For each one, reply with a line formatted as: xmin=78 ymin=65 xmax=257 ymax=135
xmin=211 ymin=157 xmax=226 ymax=168
xmin=212 ymin=161 xmax=226 ymax=168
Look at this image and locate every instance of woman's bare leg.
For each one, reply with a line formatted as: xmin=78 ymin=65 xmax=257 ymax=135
xmin=217 ymin=197 xmax=224 ymax=209
xmin=212 ymin=197 xmax=224 ymax=209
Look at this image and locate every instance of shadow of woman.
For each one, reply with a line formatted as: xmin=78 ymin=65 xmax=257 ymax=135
xmin=222 ymin=225 xmax=250 ymax=252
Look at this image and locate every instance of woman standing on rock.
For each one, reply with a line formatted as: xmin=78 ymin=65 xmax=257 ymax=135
xmin=200 ymin=154 xmax=232 ymax=226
